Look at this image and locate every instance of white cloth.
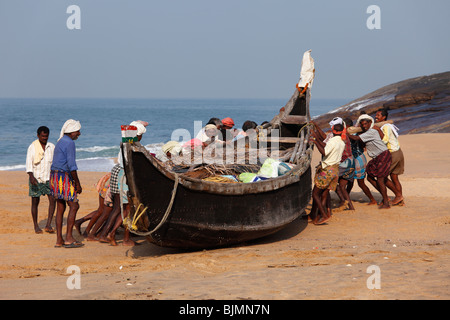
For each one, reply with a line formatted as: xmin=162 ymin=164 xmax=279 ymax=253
xmin=329 ymin=117 xmax=343 ymax=128
xmin=356 ymin=114 xmax=374 ymax=129
xmin=195 ymin=125 xmax=220 ymax=143
xmin=297 ymin=50 xmax=315 ymax=88
xmin=26 ymin=141 xmax=55 ymax=183
xmin=162 ymin=141 xmax=182 ymax=155
xmin=58 ymin=119 xmax=81 ymax=141
xmin=381 ymin=123 xmax=399 ymax=138
xmin=130 ymin=120 xmax=147 ymax=136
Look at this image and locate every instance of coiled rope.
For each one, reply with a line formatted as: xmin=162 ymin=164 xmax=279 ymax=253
xmin=120 ymin=171 xmax=179 ymax=237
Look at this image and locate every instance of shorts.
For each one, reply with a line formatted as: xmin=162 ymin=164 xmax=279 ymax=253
xmin=390 ymin=148 xmax=405 ymax=175
xmin=29 ymin=181 xmax=51 ymax=197
xmin=314 ymin=163 xmax=339 ymax=191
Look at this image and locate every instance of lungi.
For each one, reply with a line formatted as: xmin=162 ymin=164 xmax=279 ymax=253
xmin=109 ymin=164 xmax=128 ymax=204
xmin=109 ymin=164 xmax=121 ymax=194
xmin=353 ymin=153 xmax=368 ymax=180
xmin=314 ymin=163 xmax=339 ymax=191
xmin=366 ymin=150 xmax=392 ymax=179
xmin=339 ymin=157 xmax=355 ymax=180
xmin=50 ymin=170 xmax=78 ymax=202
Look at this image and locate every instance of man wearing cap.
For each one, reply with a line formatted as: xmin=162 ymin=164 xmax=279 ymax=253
xmin=50 ymin=119 xmax=83 ymax=248
xmin=220 ymin=117 xmax=236 ymax=142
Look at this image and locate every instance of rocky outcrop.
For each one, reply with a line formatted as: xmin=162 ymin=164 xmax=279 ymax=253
xmin=313 ymin=71 xmax=450 ymax=134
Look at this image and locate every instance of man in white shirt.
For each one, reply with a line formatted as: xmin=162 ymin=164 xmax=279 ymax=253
xmin=310 ymin=123 xmax=346 ymax=225
xmin=26 ymin=126 xmax=56 ymax=234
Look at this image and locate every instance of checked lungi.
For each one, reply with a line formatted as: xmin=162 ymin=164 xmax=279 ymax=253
xmin=366 ymin=150 xmax=392 ymax=179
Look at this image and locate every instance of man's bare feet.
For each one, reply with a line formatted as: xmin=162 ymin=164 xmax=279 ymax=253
xmin=74 ymin=221 xmax=82 ymax=235
xmin=367 ymin=200 xmax=378 ymax=205
xmin=391 ymin=196 xmax=404 ymax=206
xmin=122 ymin=239 xmax=136 ymax=246
xmin=44 ymin=227 xmax=55 ymax=234
xmin=86 ymin=234 xmax=99 ymax=241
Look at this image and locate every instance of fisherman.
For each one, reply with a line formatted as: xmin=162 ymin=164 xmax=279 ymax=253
xmin=331 ymin=118 xmax=356 ymax=211
xmin=196 ymin=117 xmax=223 ymax=142
xmin=309 ymin=123 xmax=346 ymax=224
xmin=74 ymin=172 xmax=112 ymax=237
xmin=97 ymin=120 xmax=148 ymax=246
xmin=50 ymin=119 xmax=83 ymax=248
xmin=26 ymin=126 xmax=56 ymax=234
xmin=162 ymin=141 xmax=182 ymax=159
xmin=220 ymin=117 xmax=236 ymax=141
xmin=343 ymin=118 xmax=377 ymax=206
xmin=311 ymin=118 xmax=355 ymax=210
xmin=348 ymin=115 xmax=401 ymax=209
xmin=375 ymin=108 xmax=405 ymax=205
xmin=232 ymin=120 xmax=258 ymax=142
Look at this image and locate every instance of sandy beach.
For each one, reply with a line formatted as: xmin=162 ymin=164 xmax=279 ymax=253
xmin=0 ymin=133 xmax=449 ymax=300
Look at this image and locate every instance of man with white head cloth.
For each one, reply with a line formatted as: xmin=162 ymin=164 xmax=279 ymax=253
xmin=97 ymin=120 xmax=149 ymax=246
xmin=50 ymin=119 xmax=84 ymax=248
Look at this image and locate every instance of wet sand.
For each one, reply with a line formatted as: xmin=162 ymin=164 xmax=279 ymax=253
xmin=0 ymin=133 xmax=449 ymax=300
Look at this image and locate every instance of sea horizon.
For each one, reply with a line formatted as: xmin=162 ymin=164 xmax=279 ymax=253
xmin=1 ymin=97 xmax=349 ymax=172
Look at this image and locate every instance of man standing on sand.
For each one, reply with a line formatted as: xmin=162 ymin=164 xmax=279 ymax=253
xmin=375 ymin=108 xmax=405 ymax=206
xmin=26 ymin=126 xmax=56 ymax=234
xmin=310 ymin=123 xmax=346 ymax=224
xmin=50 ymin=119 xmax=83 ymax=248
xmin=349 ymin=115 xmax=402 ymax=209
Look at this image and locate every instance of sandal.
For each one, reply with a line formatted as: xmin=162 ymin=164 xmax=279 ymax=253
xmin=63 ymin=241 xmax=84 ymax=248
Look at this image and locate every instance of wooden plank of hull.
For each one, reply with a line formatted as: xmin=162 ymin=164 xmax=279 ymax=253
xmin=124 ymin=147 xmax=312 ymax=249
xmin=150 ymin=167 xmax=312 ymax=248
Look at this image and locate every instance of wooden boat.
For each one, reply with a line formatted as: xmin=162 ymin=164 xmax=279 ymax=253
xmin=121 ymin=51 xmax=315 ymax=249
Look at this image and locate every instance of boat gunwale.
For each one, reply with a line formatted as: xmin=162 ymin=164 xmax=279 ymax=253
xmin=123 ymin=141 xmax=312 ymax=196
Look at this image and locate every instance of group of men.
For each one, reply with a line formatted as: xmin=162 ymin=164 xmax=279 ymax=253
xmin=26 ymin=109 xmax=405 ymax=245
xmin=309 ymin=108 xmax=405 ymax=225
xmin=26 ymin=119 xmax=148 ymax=248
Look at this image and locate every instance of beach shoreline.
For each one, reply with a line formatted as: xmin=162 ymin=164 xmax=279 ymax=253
xmin=0 ymin=133 xmax=449 ymax=300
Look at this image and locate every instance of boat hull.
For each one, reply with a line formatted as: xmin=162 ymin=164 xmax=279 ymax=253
xmin=123 ymin=148 xmax=311 ymax=249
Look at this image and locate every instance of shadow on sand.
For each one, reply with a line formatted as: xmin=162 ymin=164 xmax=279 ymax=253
xmin=127 ymin=213 xmax=309 ymax=259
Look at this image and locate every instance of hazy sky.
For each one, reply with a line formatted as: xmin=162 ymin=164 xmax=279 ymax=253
xmin=1 ymin=0 xmax=449 ymax=100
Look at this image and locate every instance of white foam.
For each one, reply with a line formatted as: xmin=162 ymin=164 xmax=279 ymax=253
xmin=0 ymin=164 xmax=26 ymax=171
xmin=77 ymin=146 xmax=119 ymax=153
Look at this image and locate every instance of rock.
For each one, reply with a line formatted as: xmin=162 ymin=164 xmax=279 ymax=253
xmin=313 ymin=71 xmax=450 ymax=134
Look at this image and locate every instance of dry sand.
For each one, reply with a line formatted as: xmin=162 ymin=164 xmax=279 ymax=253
xmin=0 ymin=133 xmax=449 ymax=300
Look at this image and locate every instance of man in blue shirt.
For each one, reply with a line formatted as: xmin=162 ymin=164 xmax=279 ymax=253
xmin=50 ymin=119 xmax=84 ymax=248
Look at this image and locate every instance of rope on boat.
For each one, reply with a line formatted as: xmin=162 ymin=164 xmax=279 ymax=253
xmin=120 ymin=172 xmax=179 ymax=237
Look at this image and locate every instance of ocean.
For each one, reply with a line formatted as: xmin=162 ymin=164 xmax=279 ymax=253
xmin=0 ymin=98 xmax=347 ymax=172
